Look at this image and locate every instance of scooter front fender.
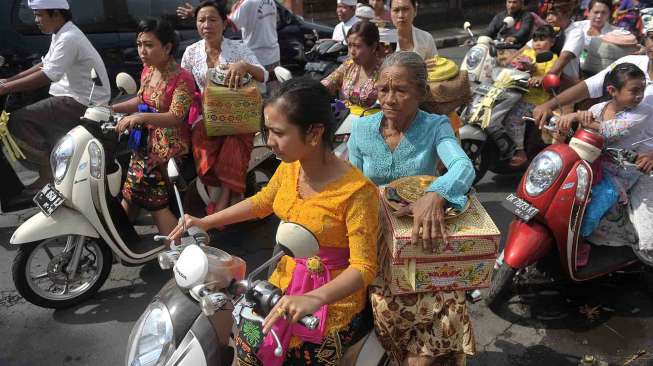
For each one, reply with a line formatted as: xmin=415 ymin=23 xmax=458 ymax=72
xmin=502 ymin=219 xmax=554 ymax=269
xmin=459 ymin=124 xmax=487 ymax=142
xmin=10 ymin=206 xmax=99 ymax=245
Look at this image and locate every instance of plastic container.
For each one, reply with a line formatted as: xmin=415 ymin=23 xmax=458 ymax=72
xmin=202 ymin=246 xmax=246 ymax=291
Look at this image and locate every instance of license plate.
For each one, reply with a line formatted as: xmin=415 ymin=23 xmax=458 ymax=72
xmin=503 ymin=193 xmax=539 ymax=222
xmin=33 ymin=184 xmax=65 ymax=217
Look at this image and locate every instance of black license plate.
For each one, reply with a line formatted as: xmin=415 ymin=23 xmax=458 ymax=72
xmin=33 ymin=184 xmax=65 ymax=217
xmin=503 ymin=193 xmax=539 ymax=222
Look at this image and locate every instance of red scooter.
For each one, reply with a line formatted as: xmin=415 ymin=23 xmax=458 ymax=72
xmin=486 ymin=75 xmax=653 ymax=310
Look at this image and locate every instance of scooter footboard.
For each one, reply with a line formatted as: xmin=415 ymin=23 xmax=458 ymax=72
xmin=503 ymin=219 xmax=554 ymax=269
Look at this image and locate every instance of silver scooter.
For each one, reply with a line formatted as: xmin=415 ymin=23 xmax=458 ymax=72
xmin=126 ymin=221 xmax=388 ymax=366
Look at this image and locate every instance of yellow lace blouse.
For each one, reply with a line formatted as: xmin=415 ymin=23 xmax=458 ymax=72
xmin=250 ymin=161 xmax=379 ymax=336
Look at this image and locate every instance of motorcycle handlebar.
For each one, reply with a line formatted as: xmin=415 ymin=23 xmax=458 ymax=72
xmin=298 ymin=314 xmax=320 ymax=330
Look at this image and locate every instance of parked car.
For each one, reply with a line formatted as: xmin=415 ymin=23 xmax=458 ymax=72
xmin=0 ymin=0 xmax=332 ymax=90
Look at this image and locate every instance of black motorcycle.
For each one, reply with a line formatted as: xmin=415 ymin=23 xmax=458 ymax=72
xmin=304 ymin=36 xmax=348 ymax=80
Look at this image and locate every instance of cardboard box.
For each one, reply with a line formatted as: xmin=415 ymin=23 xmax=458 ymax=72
xmin=381 ymin=243 xmax=496 ymax=294
xmin=380 ymin=191 xmax=500 ymax=294
xmin=381 ymin=191 xmax=500 ymax=261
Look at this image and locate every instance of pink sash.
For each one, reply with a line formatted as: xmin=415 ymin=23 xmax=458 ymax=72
xmin=256 ymin=247 xmax=350 ymax=366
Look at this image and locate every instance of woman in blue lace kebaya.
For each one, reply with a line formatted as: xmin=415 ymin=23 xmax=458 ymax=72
xmin=347 ymin=51 xmax=476 ymax=366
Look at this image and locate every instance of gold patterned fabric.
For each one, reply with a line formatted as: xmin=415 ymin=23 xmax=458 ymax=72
xmin=369 ymin=277 xmax=476 ymax=364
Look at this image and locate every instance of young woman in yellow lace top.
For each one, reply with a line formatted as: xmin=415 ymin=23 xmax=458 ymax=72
xmin=170 ymin=77 xmax=379 ymax=366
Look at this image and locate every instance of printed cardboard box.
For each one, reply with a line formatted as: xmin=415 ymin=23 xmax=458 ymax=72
xmin=379 ymin=190 xmax=499 ymax=294
xmin=380 ymin=243 xmax=496 ymax=294
xmin=381 ymin=190 xmax=500 ymax=261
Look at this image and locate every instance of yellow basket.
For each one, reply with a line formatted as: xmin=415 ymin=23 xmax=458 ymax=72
xmin=427 ymin=56 xmax=459 ymax=82
xmin=349 ymin=104 xmax=381 ymax=117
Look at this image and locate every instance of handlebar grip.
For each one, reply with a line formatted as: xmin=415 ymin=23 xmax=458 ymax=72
xmin=299 ymin=314 xmax=319 ymax=330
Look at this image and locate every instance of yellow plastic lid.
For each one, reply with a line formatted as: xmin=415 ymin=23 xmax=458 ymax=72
xmin=427 ymin=56 xmax=459 ymax=82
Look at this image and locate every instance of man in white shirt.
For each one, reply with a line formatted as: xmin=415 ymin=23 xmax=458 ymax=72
xmin=535 ymin=5 xmax=584 ymax=84
xmin=0 ymin=0 xmax=110 ymax=190
xmin=230 ymin=0 xmax=280 ymax=71
xmin=333 ymin=0 xmax=359 ymax=43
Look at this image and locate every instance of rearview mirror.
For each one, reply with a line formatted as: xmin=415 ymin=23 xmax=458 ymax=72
xmin=167 ymin=159 xmax=180 ymax=182
xmin=542 ymin=74 xmax=561 ymax=92
xmin=174 ymin=244 xmax=208 ymax=289
xmin=273 ymin=66 xmax=293 ymax=83
xmin=116 ymin=72 xmax=138 ymax=95
xmin=503 ymin=16 xmax=515 ymax=28
xmin=90 ymin=68 xmax=103 ymax=86
xmin=463 ymin=21 xmax=471 ymax=30
xmin=275 ymin=222 xmax=319 ymax=258
xmin=535 ymin=51 xmax=554 ymax=63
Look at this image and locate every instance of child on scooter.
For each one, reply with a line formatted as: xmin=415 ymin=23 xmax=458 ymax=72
xmin=505 ymin=25 xmax=559 ymax=167
xmin=558 ymin=62 xmax=651 ymax=238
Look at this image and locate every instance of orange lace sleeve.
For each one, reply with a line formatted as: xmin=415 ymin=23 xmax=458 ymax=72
xmin=344 ymin=182 xmax=380 ymax=286
xmin=250 ymin=162 xmax=287 ymax=218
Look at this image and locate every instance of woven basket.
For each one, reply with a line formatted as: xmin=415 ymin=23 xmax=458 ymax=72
xmin=380 ymin=189 xmax=500 ymax=261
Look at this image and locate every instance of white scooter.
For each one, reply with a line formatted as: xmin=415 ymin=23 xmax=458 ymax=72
xmin=461 ymin=16 xmax=515 ymax=85
xmin=9 ymin=71 xmax=189 ymax=309
xmin=126 ymin=221 xmax=387 ymax=366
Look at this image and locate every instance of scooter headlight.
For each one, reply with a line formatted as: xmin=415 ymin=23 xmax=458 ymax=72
xmin=525 ymin=151 xmax=562 ymax=197
xmin=465 ymin=47 xmax=485 ymax=70
xmin=50 ymin=135 xmax=75 ymax=184
xmin=88 ymin=141 xmax=103 ymax=179
xmin=126 ymin=302 xmax=175 ymax=366
xmin=575 ymin=164 xmax=590 ymax=201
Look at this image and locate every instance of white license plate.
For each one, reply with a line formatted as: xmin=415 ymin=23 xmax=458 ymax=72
xmin=33 ymin=184 xmax=65 ymax=217
xmin=503 ymin=193 xmax=539 ymax=222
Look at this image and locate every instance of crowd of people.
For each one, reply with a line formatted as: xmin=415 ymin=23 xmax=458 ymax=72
xmin=3 ymin=0 xmax=653 ymax=365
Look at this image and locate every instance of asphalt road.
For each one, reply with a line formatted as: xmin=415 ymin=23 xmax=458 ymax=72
xmin=1 ymin=46 xmax=652 ymax=366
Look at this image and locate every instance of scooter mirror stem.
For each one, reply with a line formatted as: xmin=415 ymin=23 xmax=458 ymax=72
xmin=632 ymin=136 xmax=653 ymax=147
xmin=246 ymin=251 xmax=285 ymax=291
xmin=551 ymin=90 xmax=563 ymax=117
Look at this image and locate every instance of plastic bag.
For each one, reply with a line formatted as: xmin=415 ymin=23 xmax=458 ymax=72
xmin=580 ymin=175 xmax=619 ymax=237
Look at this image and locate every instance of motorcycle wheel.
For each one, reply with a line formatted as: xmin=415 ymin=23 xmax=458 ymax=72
xmin=485 ymin=262 xmax=517 ymax=311
xmin=12 ymin=235 xmax=113 ymax=309
xmin=461 ymin=139 xmax=488 ymax=184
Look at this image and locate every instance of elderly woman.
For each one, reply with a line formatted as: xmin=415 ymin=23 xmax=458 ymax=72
xmin=181 ymin=1 xmax=266 ymax=215
xmin=390 ymin=0 xmax=438 ymax=60
xmin=322 ymin=21 xmax=384 ymax=109
xmin=348 ymin=51 xmax=476 ymax=365
xmin=111 ymin=18 xmax=195 ymax=243
xmin=170 ymin=77 xmax=379 ymax=365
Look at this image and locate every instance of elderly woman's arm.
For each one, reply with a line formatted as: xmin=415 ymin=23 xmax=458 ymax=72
xmin=425 ymin=117 xmax=475 ymax=209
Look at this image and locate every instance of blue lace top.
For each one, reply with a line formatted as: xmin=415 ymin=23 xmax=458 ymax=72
xmin=347 ymin=110 xmax=475 ymax=209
